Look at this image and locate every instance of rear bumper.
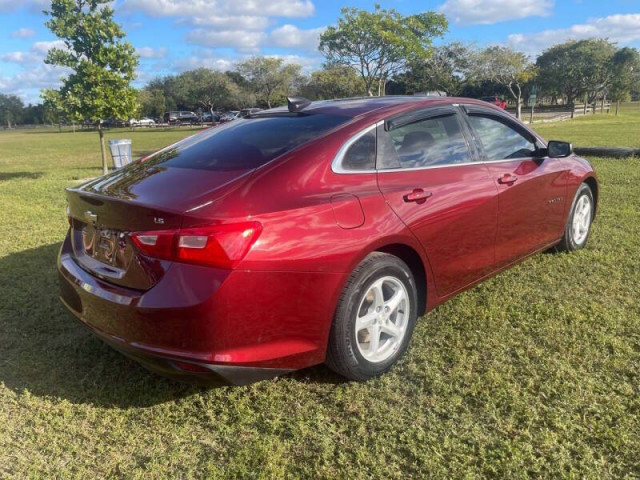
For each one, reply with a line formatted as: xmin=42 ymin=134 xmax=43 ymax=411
xmin=57 ymin=234 xmax=345 ymax=384
xmin=61 ymin=304 xmax=293 ymax=385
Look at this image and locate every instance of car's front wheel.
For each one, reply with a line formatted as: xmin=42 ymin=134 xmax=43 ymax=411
xmin=326 ymin=252 xmax=418 ymax=381
xmin=557 ymin=182 xmax=595 ymax=252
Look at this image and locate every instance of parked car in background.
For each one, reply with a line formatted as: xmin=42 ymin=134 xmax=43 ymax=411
xmin=240 ymin=108 xmax=263 ymax=118
xmin=480 ymin=95 xmax=507 ymax=109
xmin=129 ymin=118 xmax=156 ymax=127
xmin=100 ymin=118 xmax=126 ymax=128
xmin=220 ymin=111 xmax=241 ymax=122
xmin=163 ymin=111 xmax=199 ymax=125
xmin=59 ymin=96 xmax=597 ymax=385
xmin=202 ymin=112 xmax=221 ymax=123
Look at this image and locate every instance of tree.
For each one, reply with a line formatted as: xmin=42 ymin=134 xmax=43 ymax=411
xmin=393 ymin=42 xmax=471 ymax=96
xmin=301 ymin=66 xmax=366 ymax=99
xmin=235 ymin=57 xmax=302 ymax=108
xmin=470 ymin=46 xmax=535 ymax=119
xmin=44 ymin=0 xmax=139 ymax=175
xmin=137 ymin=88 xmax=165 ymax=119
xmin=42 ymin=89 xmax=69 ymax=131
xmin=319 ymin=4 xmax=447 ymax=96
xmin=536 ymin=42 xmax=583 ymax=109
xmin=0 ymin=94 xmax=24 ymax=128
xmin=609 ymin=47 xmax=640 ymax=114
xmin=536 ymin=39 xmax=618 ymax=116
xmin=180 ymin=69 xmax=239 ymax=117
xmin=23 ymin=104 xmax=45 ymax=125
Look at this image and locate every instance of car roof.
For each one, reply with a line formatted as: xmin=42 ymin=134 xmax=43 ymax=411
xmin=257 ymin=96 xmax=497 ymax=119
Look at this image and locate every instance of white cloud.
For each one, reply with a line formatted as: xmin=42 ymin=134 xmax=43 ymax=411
xmin=121 ymin=0 xmax=316 ymax=52
xmin=269 ymin=24 xmax=325 ymax=52
xmin=438 ymin=0 xmax=553 ymax=25
xmin=0 ymin=0 xmax=51 ymax=14
xmin=508 ymin=14 xmax=640 ymax=55
xmin=121 ymin=0 xmax=314 ymax=19
xmin=170 ymin=51 xmax=237 ymax=72
xmin=1 ymin=40 xmax=65 ymax=64
xmin=186 ymin=29 xmax=267 ymax=52
xmin=176 ymin=15 xmax=270 ymax=30
xmin=136 ymin=46 xmax=168 ymax=59
xmin=11 ymin=28 xmax=36 ymax=38
xmin=0 ymin=64 xmax=71 ymax=100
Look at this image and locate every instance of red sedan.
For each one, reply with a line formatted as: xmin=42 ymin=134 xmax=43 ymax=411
xmin=58 ymin=96 xmax=598 ymax=384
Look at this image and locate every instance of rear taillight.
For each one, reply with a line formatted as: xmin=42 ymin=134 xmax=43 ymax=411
xmin=131 ymin=222 xmax=262 ymax=269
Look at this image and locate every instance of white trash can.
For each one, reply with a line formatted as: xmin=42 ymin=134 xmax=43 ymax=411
xmin=108 ymin=139 xmax=132 ymax=169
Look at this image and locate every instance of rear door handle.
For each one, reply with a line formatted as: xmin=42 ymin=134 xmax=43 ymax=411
xmin=403 ymin=188 xmax=432 ymax=203
xmin=497 ymin=174 xmax=518 ymax=185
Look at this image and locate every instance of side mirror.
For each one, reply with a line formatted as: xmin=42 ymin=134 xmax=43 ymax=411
xmin=547 ymin=140 xmax=573 ymax=158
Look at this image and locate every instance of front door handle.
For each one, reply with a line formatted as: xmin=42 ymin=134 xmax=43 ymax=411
xmin=497 ymin=174 xmax=518 ymax=185
xmin=403 ymin=188 xmax=432 ymax=203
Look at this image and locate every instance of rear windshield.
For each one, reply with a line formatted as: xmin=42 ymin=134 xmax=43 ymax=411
xmin=147 ymin=114 xmax=349 ymax=171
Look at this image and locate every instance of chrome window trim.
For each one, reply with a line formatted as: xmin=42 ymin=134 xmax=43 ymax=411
xmin=331 ymin=111 xmax=547 ymax=175
xmin=331 ymin=121 xmax=383 ymax=174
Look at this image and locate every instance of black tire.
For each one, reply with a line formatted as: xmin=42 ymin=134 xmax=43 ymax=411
xmin=557 ymin=183 xmax=595 ymax=252
xmin=326 ymin=252 xmax=418 ymax=381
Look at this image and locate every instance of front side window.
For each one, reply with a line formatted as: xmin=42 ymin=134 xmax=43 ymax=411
xmin=468 ymin=114 xmax=537 ymax=161
xmin=383 ymin=113 xmax=471 ymax=169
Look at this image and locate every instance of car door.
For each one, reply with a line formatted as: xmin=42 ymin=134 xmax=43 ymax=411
xmin=376 ymin=106 xmax=499 ymax=298
xmin=462 ymin=105 xmax=569 ymax=267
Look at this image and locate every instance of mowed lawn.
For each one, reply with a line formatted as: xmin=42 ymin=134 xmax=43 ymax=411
xmin=0 ymin=115 xmax=639 ymax=477
xmin=533 ymin=101 xmax=640 ymax=148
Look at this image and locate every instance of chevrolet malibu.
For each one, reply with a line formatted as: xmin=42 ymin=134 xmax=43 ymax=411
xmin=58 ymin=96 xmax=598 ymax=384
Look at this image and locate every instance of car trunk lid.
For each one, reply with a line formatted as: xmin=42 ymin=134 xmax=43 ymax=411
xmin=66 ymin=162 xmax=254 ymax=290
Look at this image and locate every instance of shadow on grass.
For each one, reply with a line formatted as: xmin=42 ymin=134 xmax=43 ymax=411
xmin=0 ymin=171 xmax=43 ymax=181
xmin=0 ymin=243 xmax=339 ymax=407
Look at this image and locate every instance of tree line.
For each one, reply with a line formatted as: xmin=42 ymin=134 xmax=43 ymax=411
xmin=3 ymin=2 xmax=640 ymax=130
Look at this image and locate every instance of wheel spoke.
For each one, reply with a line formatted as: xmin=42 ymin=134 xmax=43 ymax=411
xmin=381 ymin=321 xmax=402 ymax=338
xmin=356 ymin=310 xmax=377 ymax=331
xmin=370 ymin=281 xmax=385 ymax=310
xmin=385 ymin=289 xmax=404 ymax=315
xmin=368 ymin=324 xmax=381 ymax=354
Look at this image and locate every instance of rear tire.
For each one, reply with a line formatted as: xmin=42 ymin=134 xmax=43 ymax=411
xmin=557 ymin=183 xmax=594 ymax=252
xmin=326 ymin=252 xmax=418 ymax=381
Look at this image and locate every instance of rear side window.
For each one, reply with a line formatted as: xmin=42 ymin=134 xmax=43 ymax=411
xmin=383 ymin=113 xmax=471 ymax=169
xmin=468 ymin=115 xmax=537 ymax=160
xmin=340 ymin=129 xmax=376 ymax=171
xmin=149 ymin=114 xmax=348 ymax=171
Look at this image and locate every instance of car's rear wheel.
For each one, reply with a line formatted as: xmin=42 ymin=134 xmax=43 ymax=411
xmin=557 ymin=182 xmax=594 ymax=252
xmin=326 ymin=252 xmax=418 ymax=381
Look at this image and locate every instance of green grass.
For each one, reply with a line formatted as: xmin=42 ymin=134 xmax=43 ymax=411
xmin=1 ymin=115 xmax=639 ymax=478
xmin=531 ymin=101 xmax=640 ymax=148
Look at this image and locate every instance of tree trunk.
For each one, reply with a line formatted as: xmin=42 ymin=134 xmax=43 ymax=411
xmin=615 ymin=101 xmax=619 ymax=116
xmin=98 ymin=125 xmax=108 ymax=176
xmin=583 ymin=94 xmax=587 ymax=115
xmin=569 ymin=95 xmax=575 ymax=119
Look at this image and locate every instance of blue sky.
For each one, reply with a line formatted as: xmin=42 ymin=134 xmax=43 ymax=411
xmin=1 ymin=0 xmax=639 ymax=103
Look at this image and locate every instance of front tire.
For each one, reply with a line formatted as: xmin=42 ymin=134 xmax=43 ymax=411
xmin=557 ymin=183 xmax=595 ymax=252
xmin=326 ymin=252 xmax=418 ymax=381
